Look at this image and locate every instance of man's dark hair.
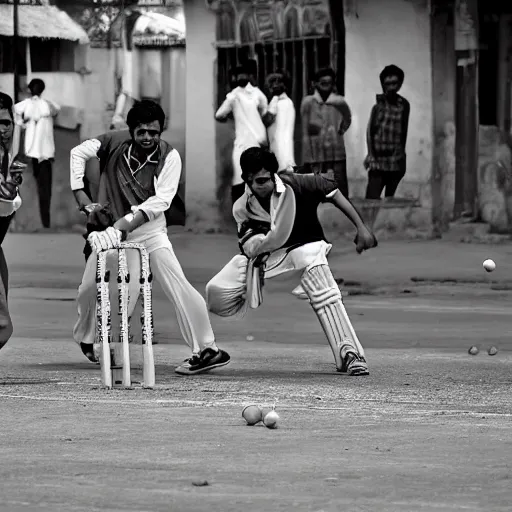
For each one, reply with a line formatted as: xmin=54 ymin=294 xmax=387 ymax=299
xmin=379 ymin=65 xmax=405 ymax=87
xmin=267 ymin=70 xmax=291 ymax=91
xmin=0 ymin=92 xmax=13 ymax=120
xmin=28 ymin=78 xmax=46 ymax=96
xmin=240 ymin=147 xmax=279 ymax=181
xmin=315 ymin=67 xmax=336 ymax=82
xmin=233 ymin=65 xmax=249 ymax=76
xmin=126 ymin=99 xmax=166 ymax=133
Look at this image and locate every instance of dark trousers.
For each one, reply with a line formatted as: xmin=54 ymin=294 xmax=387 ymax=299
xmin=0 ymin=214 xmax=14 ymax=349
xmin=303 ymin=160 xmax=349 ymax=197
xmin=365 ymin=170 xmax=405 ymax=200
xmin=32 ymin=158 xmax=53 ymax=228
xmin=231 ymin=183 xmax=246 ymax=205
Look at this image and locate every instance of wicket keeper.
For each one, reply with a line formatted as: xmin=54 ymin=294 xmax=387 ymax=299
xmin=70 ymin=100 xmax=230 ymax=375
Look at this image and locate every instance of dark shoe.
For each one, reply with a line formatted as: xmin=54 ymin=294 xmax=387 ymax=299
xmin=80 ymin=342 xmax=99 ymax=364
xmin=175 ymin=347 xmax=230 ymax=375
xmin=339 ymin=351 xmax=369 ymax=376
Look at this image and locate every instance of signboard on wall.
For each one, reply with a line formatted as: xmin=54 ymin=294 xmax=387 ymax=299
xmin=254 ymin=4 xmax=274 ymax=40
xmin=454 ymin=0 xmax=478 ymax=51
xmin=211 ymin=0 xmax=331 ymax=43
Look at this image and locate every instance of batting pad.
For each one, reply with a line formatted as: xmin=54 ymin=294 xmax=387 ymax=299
xmin=301 ymin=264 xmax=365 ymax=370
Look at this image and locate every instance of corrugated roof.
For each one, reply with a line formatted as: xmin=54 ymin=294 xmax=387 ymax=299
xmin=132 ymin=11 xmax=185 ymax=46
xmin=0 ymin=5 xmax=89 ymax=44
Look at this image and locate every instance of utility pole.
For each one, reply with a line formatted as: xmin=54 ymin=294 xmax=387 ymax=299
xmin=12 ymin=0 xmax=20 ymax=102
xmin=454 ymin=0 xmax=479 ymax=220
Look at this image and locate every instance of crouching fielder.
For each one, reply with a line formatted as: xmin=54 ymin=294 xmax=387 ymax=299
xmin=206 ymin=147 xmax=377 ymax=375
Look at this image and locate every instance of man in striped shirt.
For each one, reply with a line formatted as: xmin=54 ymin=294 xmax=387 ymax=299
xmin=364 ymin=65 xmax=410 ymax=200
xmin=300 ymin=68 xmax=352 ymax=197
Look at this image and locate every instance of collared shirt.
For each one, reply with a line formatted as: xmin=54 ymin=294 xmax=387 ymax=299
xmin=70 ymin=138 xmax=181 ymax=222
xmin=124 ymin=143 xmax=159 ymax=175
xmin=241 ymin=174 xmax=287 ymax=230
xmin=14 ymin=95 xmax=60 ymax=162
xmin=216 ymin=84 xmax=269 ymax=184
xmin=367 ymin=93 xmax=410 ymax=172
xmin=233 ymin=173 xmax=338 ymax=254
xmin=267 ymin=93 xmax=296 ymax=171
xmin=300 ymin=90 xmax=351 ymax=164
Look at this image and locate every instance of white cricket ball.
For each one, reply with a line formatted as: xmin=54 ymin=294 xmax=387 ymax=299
xmin=483 ymin=259 xmax=496 ymax=272
xmin=263 ymin=410 xmax=279 ymax=429
xmin=246 ymin=335 xmax=254 ymax=341
xmin=242 ymin=405 xmax=262 ymax=425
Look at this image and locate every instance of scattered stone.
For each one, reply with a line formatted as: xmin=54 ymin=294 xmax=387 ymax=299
xmin=192 ymin=480 xmax=209 ymax=487
xmin=468 ymin=346 xmax=479 ymax=356
xmin=488 ymin=346 xmax=498 ymax=356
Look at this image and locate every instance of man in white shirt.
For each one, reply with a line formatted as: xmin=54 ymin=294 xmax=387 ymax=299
xmin=265 ymin=71 xmax=296 ymax=172
xmin=15 ymin=79 xmax=60 ymax=228
xmin=215 ymin=64 xmax=269 ymax=204
xmin=70 ymin=100 xmax=230 ymax=375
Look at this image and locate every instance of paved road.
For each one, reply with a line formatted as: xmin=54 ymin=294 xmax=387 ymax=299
xmin=1 ymin=233 xmax=511 ymax=511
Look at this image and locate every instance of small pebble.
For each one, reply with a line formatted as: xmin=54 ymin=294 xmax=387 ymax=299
xmin=192 ymin=480 xmax=209 ymax=487
xmin=488 ymin=346 xmax=498 ymax=356
xmin=468 ymin=346 xmax=479 ymax=356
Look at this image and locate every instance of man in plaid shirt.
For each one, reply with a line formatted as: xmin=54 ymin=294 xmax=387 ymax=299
xmin=364 ymin=65 xmax=410 ymax=200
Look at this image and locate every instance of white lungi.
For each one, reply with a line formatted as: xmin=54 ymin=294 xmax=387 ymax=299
xmin=74 ymin=214 xmax=217 ymax=355
xmin=206 ymin=240 xmax=332 ymax=319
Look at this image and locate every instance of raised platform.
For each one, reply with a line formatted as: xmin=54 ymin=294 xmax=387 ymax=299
xmin=350 ymin=197 xmax=421 ymax=209
xmin=349 ymin=197 xmax=422 ymax=229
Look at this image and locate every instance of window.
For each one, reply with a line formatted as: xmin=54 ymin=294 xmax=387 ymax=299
xmin=214 ymin=1 xmax=344 ymax=165
xmin=0 ymin=37 xmax=75 ymax=73
xmin=0 ymin=36 xmax=27 ymax=74
xmin=216 ymin=36 xmax=337 ymax=164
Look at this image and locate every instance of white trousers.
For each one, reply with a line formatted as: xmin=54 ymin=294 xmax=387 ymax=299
xmin=206 ymin=241 xmax=332 ymax=318
xmin=74 ymin=218 xmax=217 ymax=355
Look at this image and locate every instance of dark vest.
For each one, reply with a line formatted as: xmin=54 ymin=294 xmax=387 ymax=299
xmin=86 ymin=130 xmax=186 ymax=226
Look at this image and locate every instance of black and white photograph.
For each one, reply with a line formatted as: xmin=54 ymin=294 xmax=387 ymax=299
xmin=0 ymin=0 xmax=511 ymax=510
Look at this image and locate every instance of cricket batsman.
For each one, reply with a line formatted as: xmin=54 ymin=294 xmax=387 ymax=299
xmin=70 ymin=100 xmax=230 ymax=375
xmin=205 ymin=147 xmax=377 ymax=375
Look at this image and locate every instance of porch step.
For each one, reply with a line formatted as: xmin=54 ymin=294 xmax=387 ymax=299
xmin=445 ymin=220 xmax=511 ymax=243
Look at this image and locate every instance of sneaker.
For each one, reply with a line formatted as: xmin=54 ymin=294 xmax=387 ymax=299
xmin=175 ymin=347 xmax=230 ymax=375
xmin=80 ymin=342 xmax=99 ymax=364
xmin=339 ymin=351 xmax=369 ymax=376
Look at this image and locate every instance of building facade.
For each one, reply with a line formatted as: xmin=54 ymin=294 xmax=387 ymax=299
xmin=184 ymin=0 xmax=434 ymax=234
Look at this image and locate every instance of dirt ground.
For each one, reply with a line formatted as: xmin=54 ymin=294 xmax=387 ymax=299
xmin=1 ymin=233 xmax=511 ymax=512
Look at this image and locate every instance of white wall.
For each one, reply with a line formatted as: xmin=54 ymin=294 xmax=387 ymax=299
xmin=0 ymin=74 xmax=14 ymax=99
xmin=183 ymin=0 xmax=220 ymax=228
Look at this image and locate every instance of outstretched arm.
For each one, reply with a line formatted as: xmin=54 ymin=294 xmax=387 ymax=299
xmin=326 ymin=190 xmax=377 ymax=254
